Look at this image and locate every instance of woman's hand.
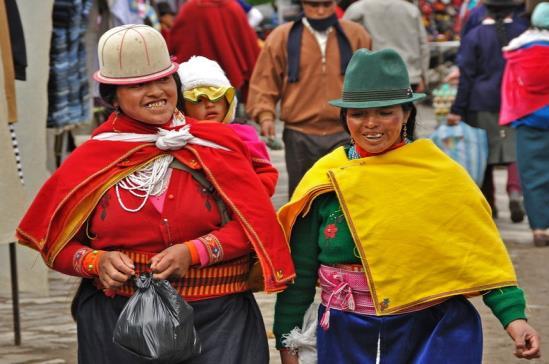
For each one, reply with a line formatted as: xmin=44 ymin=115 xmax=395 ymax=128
xmin=150 ymin=244 xmax=192 ymax=280
xmin=446 ymin=113 xmax=461 ymax=126
xmin=97 ymin=251 xmax=135 ymax=290
xmin=260 ymin=119 xmax=276 ymax=138
xmin=505 ymin=319 xmax=541 ymax=359
xmin=279 ymin=349 xmax=299 ymax=364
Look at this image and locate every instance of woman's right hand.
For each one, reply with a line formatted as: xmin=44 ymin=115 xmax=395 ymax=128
xmin=279 ymin=349 xmax=299 ymax=364
xmin=446 ymin=113 xmax=461 ymax=126
xmin=97 ymin=251 xmax=135 ymax=290
xmin=260 ymin=119 xmax=276 ymax=138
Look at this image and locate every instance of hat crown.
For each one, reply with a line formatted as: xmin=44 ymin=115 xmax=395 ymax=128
xmin=97 ymin=24 xmax=172 ymax=80
xmin=178 ymin=56 xmax=232 ymax=91
xmin=531 ymin=3 xmax=549 ymax=29
xmin=342 ymin=48 xmax=411 ymax=94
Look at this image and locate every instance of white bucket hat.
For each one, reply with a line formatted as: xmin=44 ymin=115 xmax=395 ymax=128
xmin=93 ymin=24 xmax=178 ymax=85
xmin=178 ymin=56 xmax=232 ymax=91
xmin=178 ymin=56 xmax=238 ymax=123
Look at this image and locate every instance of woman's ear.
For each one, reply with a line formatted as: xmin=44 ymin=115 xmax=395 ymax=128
xmin=403 ymin=109 xmax=411 ymax=123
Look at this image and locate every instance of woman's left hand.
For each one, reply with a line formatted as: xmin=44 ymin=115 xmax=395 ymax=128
xmin=505 ymin=319 xmax=541 ymax=359
xmin=150 ymin=244 xmax=192 ymax=280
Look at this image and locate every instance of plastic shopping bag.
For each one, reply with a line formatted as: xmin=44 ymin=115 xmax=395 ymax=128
xmin=430 ymin=121 xmax=488 ymax=186
xmin=113 ymin=273 xmax=201 ymax=363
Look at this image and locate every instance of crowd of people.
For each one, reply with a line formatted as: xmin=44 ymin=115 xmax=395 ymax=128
xmin=15 ymin=0 xmax=547 ymax=363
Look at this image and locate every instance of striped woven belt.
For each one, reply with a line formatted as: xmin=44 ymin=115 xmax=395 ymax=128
xmin=318 ymin=263 xmax=376 ymax=330
xmin=318 ymin=264 xmax=447 ymax=328
xmin=101 ymin=250 xmax=250 ymax=300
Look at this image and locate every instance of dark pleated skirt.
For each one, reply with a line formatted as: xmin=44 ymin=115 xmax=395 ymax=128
xmin=516 ymin=125 xmax=549 ymax=229
xmin=475 ymin=111 xmax=517 ymax=165
xmin=317 ymin=296 xmax=483 ymax=364
xmin=73 ymin=279 xmax=269 ymax=364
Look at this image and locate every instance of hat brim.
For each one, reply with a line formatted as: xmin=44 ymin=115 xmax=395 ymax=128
xmin=329 ymin=93 xmax=427 ymax=109
xmin=93 ymin=61 xmax=179 ymax=85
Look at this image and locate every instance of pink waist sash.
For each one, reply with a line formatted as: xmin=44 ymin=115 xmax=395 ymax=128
xmin=318 ymin=264 xmax=375 ymax=329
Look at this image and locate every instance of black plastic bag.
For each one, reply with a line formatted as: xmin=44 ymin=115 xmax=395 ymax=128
xmin=113 ymin=273 xmax=201 ymax=363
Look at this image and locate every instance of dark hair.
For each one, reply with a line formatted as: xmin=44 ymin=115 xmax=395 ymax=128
xmin=339 ymin=102 xmax=417 ymax=141
xmin=98 ymin=72 xmax=185 ymax=112
xmin=486 ymin=4 xmax=516 ymax=47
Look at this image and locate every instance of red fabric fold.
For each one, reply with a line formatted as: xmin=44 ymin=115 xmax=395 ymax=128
xmin=500 ymin=45 xmax=549 ymax=125
xmin=168 ymin=0 xmax=260 ymax=91
xmin=17 ymin=112 xmax=294 ymax=292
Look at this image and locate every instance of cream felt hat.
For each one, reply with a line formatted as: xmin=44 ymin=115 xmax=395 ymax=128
xmin=93 ymin=24 xmax=178 ymax=85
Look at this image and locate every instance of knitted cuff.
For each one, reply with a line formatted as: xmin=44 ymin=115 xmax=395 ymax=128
xmin=483 ymin=286 xmax=527 ymax=328
xmin=197 ymin=234 xmax=224 ymax=264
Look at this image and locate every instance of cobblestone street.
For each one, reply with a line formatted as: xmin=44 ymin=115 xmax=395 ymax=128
xmin=1 ymin=106 xmax=547 ymax=364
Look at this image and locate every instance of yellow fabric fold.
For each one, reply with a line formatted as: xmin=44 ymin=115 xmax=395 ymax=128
xmin=278 ymin=139 xmax=517 ymax=315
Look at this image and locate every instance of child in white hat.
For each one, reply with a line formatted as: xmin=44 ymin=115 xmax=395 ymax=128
xmin=178 ymin=56 xmax=277 ymax=196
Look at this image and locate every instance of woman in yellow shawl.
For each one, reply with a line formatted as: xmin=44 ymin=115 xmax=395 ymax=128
xmin=274 ymin=48 xmax=541 ymax=363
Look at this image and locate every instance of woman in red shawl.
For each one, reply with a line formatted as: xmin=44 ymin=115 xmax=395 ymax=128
xmin=499 ymin=3 xmax=549 ymax=246
xmin=17 ymin=24 xmax=294 ymax=364
xmin=168 ymin=0 xmax=260 ymax=102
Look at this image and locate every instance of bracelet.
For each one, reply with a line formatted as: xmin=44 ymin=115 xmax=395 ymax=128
xmin=82 ymin=250 xmax=106 ymax=276
xmin=184 ymin=241 xmax=200 ymax=265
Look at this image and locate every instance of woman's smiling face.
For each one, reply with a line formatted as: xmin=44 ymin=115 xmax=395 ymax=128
xmin=115 ymin=76 xmax=177 ymax=125
xmin=346 ymin=105 xmax=409 ymax=154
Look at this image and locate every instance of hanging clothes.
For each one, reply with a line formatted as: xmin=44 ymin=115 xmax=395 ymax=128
xmin=0 ymin=0 xmax=16 ymax=124
xmin=0 ymin=0 xmax=26 ymax=182
xmin=110 ymin=0 xmax=161 ymax=30
xmin=4 ymin=0 xmax=26 ymax=81
xmin=47 ymin=0 xmax=93 ymax=128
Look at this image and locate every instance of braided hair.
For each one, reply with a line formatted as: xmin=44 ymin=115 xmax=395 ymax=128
xmin=485 ymin=4 xmax=517 ymax=47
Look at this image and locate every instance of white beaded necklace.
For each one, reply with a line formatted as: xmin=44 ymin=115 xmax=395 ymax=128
xmin=94 ymin=111 xmax=229 ymax=213
xmin=115 ymin=154 xmax=174 ymax=212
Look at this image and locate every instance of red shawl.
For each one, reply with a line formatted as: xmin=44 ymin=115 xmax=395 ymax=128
xmin=500 ymin=45 xmax=549 ymax=125
xmin=168 ymin=0 xmax=260 ymax=91
xmin=17 ymin=113 xmax=294 ymax=292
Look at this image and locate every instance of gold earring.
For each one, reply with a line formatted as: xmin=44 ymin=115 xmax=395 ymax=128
xmin=401 ymin=124 xmax=407 ymax=140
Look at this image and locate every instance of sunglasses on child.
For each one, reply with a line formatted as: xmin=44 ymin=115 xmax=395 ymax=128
xmin=302 ymin=0 xmax=334 ymax=7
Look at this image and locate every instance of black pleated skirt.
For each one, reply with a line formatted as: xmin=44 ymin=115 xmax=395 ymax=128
xmin=73 ymin=279 xmax=269 ymax=364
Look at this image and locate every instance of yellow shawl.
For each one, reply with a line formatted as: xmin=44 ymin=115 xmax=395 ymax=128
xmin=278 ymin=139 xmax=517 ymax=315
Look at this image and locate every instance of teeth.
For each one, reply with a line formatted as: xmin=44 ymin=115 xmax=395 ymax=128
xmin=365 ymin=133 xmax=382 ymax=138
xmin=145 ymin=100 xmax=166 ymax=108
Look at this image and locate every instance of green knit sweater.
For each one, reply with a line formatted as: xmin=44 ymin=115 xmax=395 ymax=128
xmin=273 ymin=193 xmax=526 ymax=348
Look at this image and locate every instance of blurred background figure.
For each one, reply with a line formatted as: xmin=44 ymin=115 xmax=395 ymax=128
xmin=344 ymin=0 xmax=430 ymax=92
xmin=499 ymin=2 xmax=549 ymax=246
xmin=156 ymin=1 xmax=176 ymax=42
xmin=448 ymin=0 xmax=528 ymax=221
xmin=246 ymin=0 xmax=371 ymax=197
xmin=168 ymin=0 xmax=260 ymax=106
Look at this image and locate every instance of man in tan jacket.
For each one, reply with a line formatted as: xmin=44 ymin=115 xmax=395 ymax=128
xmin=246 ymin=0 xmax=371 ymax=197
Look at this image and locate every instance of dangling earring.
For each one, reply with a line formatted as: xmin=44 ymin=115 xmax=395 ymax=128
xmin=113 ymin=104 xmax=121 ymax=133
xmin=401 ymin=124 xmax=407 ymax=141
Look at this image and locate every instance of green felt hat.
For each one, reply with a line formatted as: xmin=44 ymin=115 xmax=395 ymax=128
xmin=329 ymin=48 xmax=426 ymax=109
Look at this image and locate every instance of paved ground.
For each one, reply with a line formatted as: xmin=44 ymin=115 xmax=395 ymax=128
xmin=1 ymin=106 xmax=547 ymax=363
